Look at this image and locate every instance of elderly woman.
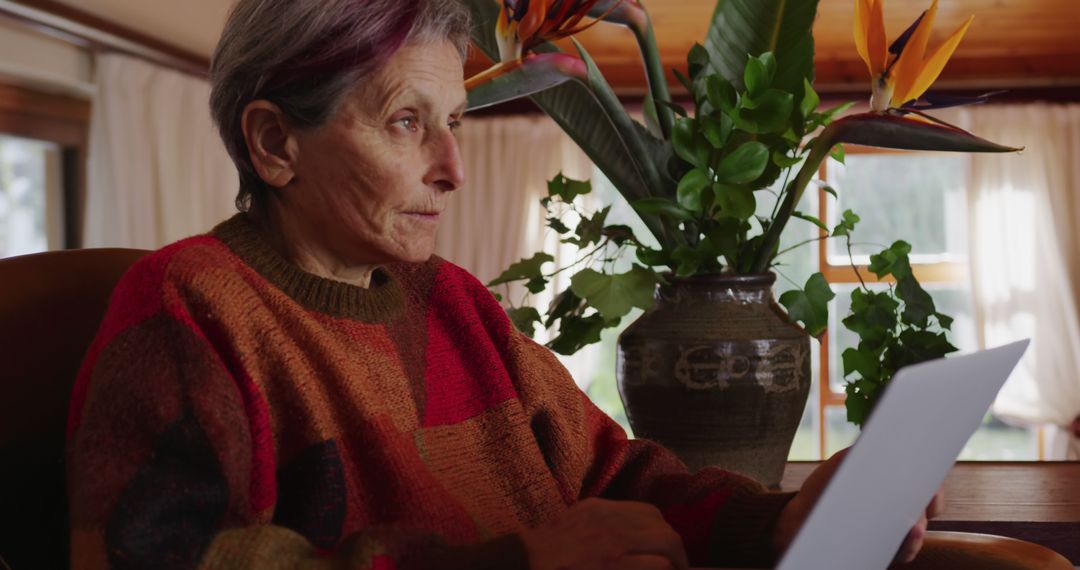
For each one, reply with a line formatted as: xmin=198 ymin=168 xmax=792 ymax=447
xmin=66 ymin=1 xmax=938 ymax=569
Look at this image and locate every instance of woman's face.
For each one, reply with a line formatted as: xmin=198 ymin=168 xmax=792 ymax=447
xmin=284 ymin=40 xmax=467 ymax=267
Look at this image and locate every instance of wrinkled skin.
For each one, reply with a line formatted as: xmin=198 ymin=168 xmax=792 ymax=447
xmin=243 ymin=40 xmax=467 ymax=287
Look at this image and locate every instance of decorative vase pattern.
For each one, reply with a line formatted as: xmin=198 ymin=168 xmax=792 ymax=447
xmin=616 ymin=273 xmax=811 ymax=488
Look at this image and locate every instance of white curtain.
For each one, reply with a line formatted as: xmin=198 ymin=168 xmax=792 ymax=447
xmin=437 ymin=114 xmax=592 ymax=286
xmin=84 ymin=54 xmax=236 ymax=249
xmin=961 ymin=103 xmax=1080 ymax=459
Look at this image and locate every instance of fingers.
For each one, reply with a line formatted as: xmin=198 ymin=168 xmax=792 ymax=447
xmin=895 ymin=513 xmax=928 ymax=564
xmin=625 ymin=527 xmax=689 ymax=570
xmin=926 ymin=486 xmax=945 ymax=519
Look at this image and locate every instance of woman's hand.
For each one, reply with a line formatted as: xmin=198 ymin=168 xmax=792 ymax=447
xmin=771 ymin=449 xmax=945 ymax=565
xmin=521 ymin=498 xmax=689 ymax=570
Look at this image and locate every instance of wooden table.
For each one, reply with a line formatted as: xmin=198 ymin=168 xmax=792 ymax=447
xmin=782 ymin=461 xmax=1080 ymax=564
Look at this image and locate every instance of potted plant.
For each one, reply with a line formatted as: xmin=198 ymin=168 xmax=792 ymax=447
xmin=464 ymin=0 xmax=1016 ymax=485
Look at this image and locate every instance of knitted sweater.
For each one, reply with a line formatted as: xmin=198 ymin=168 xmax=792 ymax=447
xmin=67 ymin=213 xmax=794 ymax=570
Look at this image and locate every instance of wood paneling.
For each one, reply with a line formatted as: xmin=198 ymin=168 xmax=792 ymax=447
xmin=466 ymin=0 xmax=1080 ymax=94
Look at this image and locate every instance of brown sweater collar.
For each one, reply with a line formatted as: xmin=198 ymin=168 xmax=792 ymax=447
xmin=211 ymin=213 xmax=405 ymax=323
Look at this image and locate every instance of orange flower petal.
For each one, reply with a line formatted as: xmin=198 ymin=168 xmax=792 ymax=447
xmin=891 ymin=0 xmax=938 ymax=107
xmin=902 ymin=15 xmax=974 ymax=104
xmin=517 ymin=0 xmax=550 ymax=43
xmin=854 ymin=0 xmax=872 ymax=74
xmin=867 ymin=0 xmax=888 ymax=77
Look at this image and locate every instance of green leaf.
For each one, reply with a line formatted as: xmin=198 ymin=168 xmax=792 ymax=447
xmin=759 ymin=52 xmax=778 ymax=84
xmin=688 ymin=43 xmax=711 ymax=80
xmin=738 ymin=89 xmax=795 ymax=134
xmin=705 ymin=0 xmax=820 ymax=95
xmin=829 ymin=144 xmax=846 ymax=164
xmin=800 ymin=77 xmax=820 ymax=118
xmin=673 ymin=117 xmax=710 ymax=169
xmin=548 ymin=173 xmax=592 ymax=202
xmin=671 ymin=245 xmax=701 ymax=277
xmin=772 ymin=150 xmax=802 ymax=168
xmin=897 ymin=276 xmax=935 ymax=326
xmin=570 ymin=266 xmax=659 ymax=320
xmin=525 ymin=275 xmax=548 ymax=294
xmin=714 ymin=183 xmax=756 ymax=221
xmin=636 ymin=247 xmax=669 ymax=267
xmin=845 ymin=378 xmax=883 ymax=427
xmin=601 ymin=224 xmax=636 ymax=246
xmin=706 ymin=218 xmax=745 ymax=266
xmin=547 ymin=314 xmax=609 ymax=355
xmin=632 ymin=198 xmax=694 ymax=222
xmin=706 ymin=75 xmax=738 ymax=115
xmin=716 ymin=141 xmax=770 ymax=184
xmin=657 ymin=99 xmax=689 ymax=118
xmin=677 ymin=168 xmax=712 ymax=211
xmin=673 ymin=68 xmax=696 ymax=99
xmin=545 ymin=288 xmax=585 ymax=328
xmin=701 ymin=114 xmax=734 ymax=148
xmin=568 ymin=206 xmax=611 ymax=247
xmin=487 ymin=252 xmax=554 ymax=287
xmin=743 ymin=55 xmax=769 ymax=98
xmin=868 ymin=241 xmax=913 ymax=279
xmin=821 ymin=184 xmax=838 ymax=199
xmin=547 ymin=217 xmax=571 ymax=234
xmin=831 ymin=209 xmax=860 ymax=237
xmin=819 ymin=101 xmax=854 ymax=124
xmin=843 ymin=288 xmax=899 ymax=347
xmin=508 ymin=306 xmax=542 ymax=337
xmin=792 ymin=211 xmax=828 ymax=232
xmin=935 ymin=312 xmax=954 ymax=330
xmin=842 ymin=346 xmax=882 ymax=382
xmin=779 ymin=272 xmax=835 ymax=336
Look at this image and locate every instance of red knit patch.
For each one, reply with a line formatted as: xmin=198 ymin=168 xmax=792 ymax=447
xmin=371 ymin=555 xmax=397 ymax=570
xmin=67 ymin=237 xmax=220 ymax=436
xmin=662 ymin=490 xmax=732 ymax=564
xmin=421 ymin=264 xmax=518 ymax=427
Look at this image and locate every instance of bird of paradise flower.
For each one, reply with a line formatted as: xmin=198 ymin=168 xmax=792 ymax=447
xmin=854 ymin=0 xmax=1003 ymax=122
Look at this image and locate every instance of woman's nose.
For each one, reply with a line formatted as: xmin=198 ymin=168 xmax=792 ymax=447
xmin=426 ymin=129 xmax=466 ymax=192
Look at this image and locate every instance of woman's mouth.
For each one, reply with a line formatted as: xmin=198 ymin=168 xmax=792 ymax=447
xmin=405 ymin=212 xmax=441 ymax=223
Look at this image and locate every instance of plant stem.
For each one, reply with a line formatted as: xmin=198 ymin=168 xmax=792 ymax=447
xmin=749 ymin=122 xmax=839 ymax=273
xmin=846 ymin=236 xmax=868 ymax=290
xmin=775 ymin=234 xmax=829 ymax=258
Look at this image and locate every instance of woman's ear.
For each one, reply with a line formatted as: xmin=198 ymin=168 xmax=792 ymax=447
xmin=241 ymin=100 xmax=299 ymax=188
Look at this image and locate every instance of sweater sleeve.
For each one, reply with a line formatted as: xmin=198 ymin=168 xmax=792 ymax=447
xmin=502 ymin=329 xmax=795 ymax=569
xmin=67 ymin=309 xmax=527 ymax=570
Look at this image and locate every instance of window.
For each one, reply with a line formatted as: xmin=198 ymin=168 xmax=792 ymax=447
xmin=0 ymin=82 xmax=90 ymax=257
xmin=0 ymin=134 xmax=62 ymax=257
xmin=813 ymin=149 xmax=1040 ymax=460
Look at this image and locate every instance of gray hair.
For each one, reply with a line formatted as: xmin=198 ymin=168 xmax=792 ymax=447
xmin=209 ymin=0 xmax=472 ymax=213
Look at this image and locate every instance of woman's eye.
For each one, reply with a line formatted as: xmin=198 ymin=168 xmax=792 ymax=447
xmin=449 ymin=119 xmax=463 ymax=132
xmin=395 ymin=116 xmax=420 ymax=132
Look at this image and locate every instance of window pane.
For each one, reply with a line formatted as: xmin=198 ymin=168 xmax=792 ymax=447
xmin=0 ymin=134 xmax=58 ymax=258
xmin=824 ymin=405 xmax=859 ymax=457
xmin=825 ymin=153 xmax=969 ymax=263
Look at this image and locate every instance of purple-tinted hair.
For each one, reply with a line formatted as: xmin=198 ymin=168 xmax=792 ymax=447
xmin=209 ymin=0 xmax=471 ymax=213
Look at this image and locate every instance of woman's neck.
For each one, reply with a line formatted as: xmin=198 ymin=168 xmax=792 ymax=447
xmin=249 ymin=206 xmax=377 ymax=289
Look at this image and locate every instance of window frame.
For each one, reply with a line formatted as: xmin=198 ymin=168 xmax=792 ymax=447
xmin=0 ymin=81 xmax=90 ymax=249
